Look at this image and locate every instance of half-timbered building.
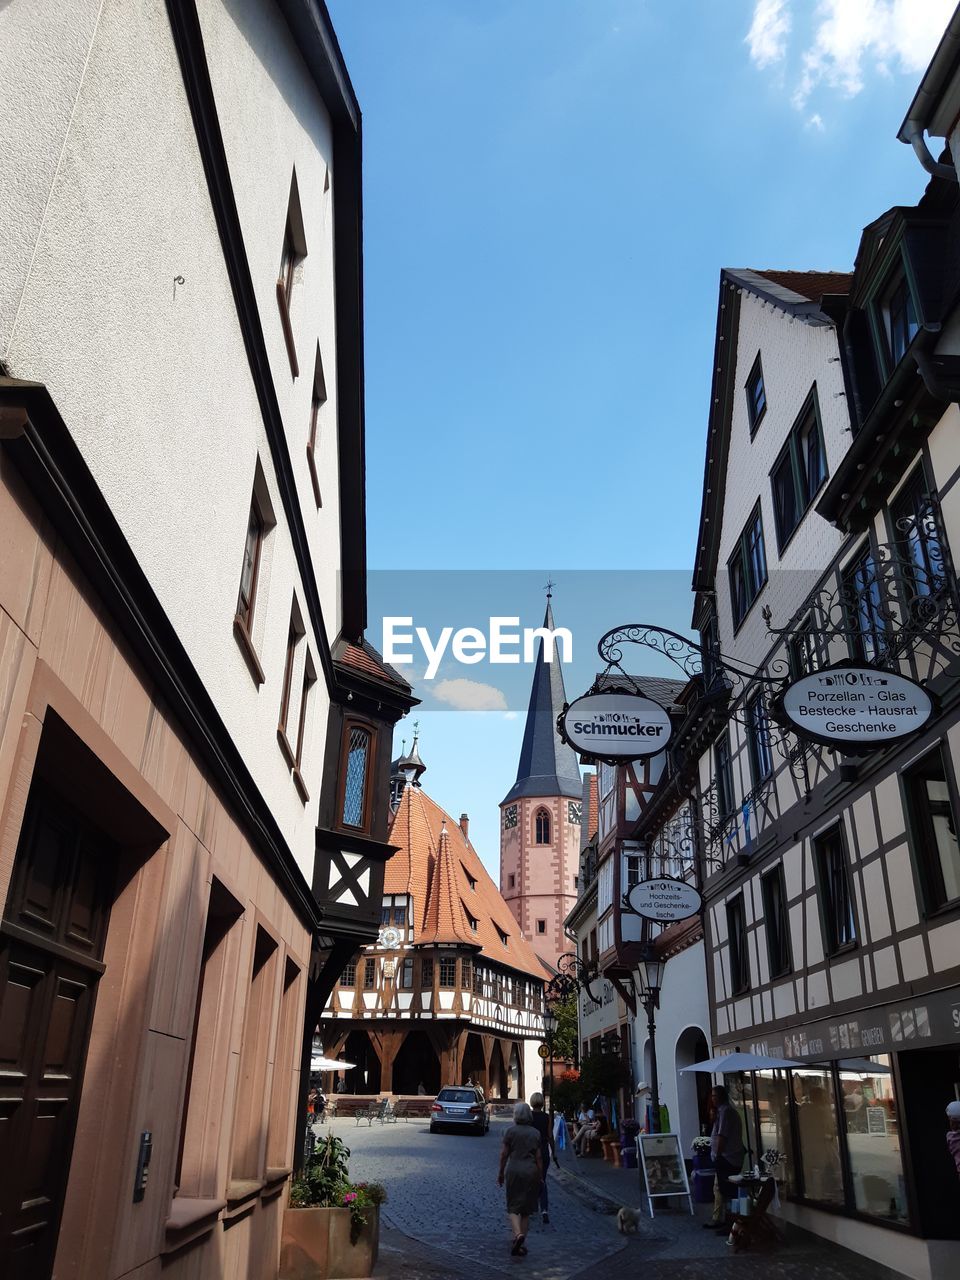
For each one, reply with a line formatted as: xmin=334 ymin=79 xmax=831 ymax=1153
xmin=680 ymin=165 xmax=960 ymax=1278
xmin=321 ymin=744 xmax=546 ymax=1098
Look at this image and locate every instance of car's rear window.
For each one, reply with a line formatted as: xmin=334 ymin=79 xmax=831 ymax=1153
xmin=437 ymin=1089 xmax=476 ymax=1103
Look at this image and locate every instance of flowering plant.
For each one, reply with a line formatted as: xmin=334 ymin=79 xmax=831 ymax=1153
xmin=288 ymin=1135 xmax=386 ymax=1243
xmin=691 ymin=1136 xmax=712 ymax=1154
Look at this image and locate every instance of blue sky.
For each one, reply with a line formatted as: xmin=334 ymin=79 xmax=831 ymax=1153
xmin=328 ymin=0 xmax=951 ymax=875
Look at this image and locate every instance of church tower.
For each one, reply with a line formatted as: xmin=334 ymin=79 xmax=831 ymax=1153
xmin=500 ymin=594 xmax=582 ymax=973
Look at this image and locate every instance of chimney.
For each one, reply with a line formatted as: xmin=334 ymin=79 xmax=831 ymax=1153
xmin=459 ymin=813 xmax=469 ymax=839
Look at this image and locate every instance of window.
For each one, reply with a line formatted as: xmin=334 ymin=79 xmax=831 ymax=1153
xmin=465 ymin=907 xmax=479 ymax=933
xmin=761 ymin=864 xmax=791 ymax=977
xmin=393 ymin=904 xmax=407 ymax=928
xmin=232 ymin=926 xmax=279 ymax=1179
xmin=293 ymin=651 xmax=317 ymax=789
xmin=276 ymin=171 xmax=307 ymax=376
xmin=380 ymin=905 xmax=391 ymax=925
xmin=728 ymin=503 xmax=767 ymax=628
xmin=770 ymin=392 xmax=827 ymax=550
xmin=726 ymin=894 xmax=750 ymax=994
xmin=307 ymin=345 xmax=327 ymax=507
xmin=421 ymin=958 xmax=434 ymax=990
xmin=788 ymin=617 xmax=821 ymax=679
xmin=495 ymin=923 xmax=508 ymax=947
xmin=507 ymin=873 xmax=516 ymax=889
xmin=814 ymin=825 xmax=857 ymax=953
xmin=439 ymin=957 xmax=456 ymax=987
xmin=363 ymin=958 xmax=376 ymax=990
xmin=267 ymin=956 xmax=302 ymax=1169
xmin=473 ymin=966 xmax=483 ymax=996
xmin=715 ymin=731 xmax=735 ymax=819
xmin=340 ymin=962 xmax=356 ymax=987
xmin=536 ymin=919 xmax=546 ymax=935
xmin=792 ymin=1067 xmax=845 ymax=1205
xmin=464 ymin=867 xmax=477 ymax=891
xmin=573 ymin=875 xmax=579 ymax=890
xmin=881 ymin=270 xmax=919 ymax=368
xmin=746 ymin=353 xmax=767 ymax=434
xmin=399 ymin=958 xmax=413 ymax=990
xmin=535 ymin=808 xmax=551 ymax=844
xmin=237 ymin=499 xmax=264 ymax=633
xmin=903 ymin=746 xmax=960 ymax=912
xmin=278 ymin=604 xmax=305 ymax=761
xmin=746 ymin=692 xmax=773 ymax=785
xmin=842 ymin=544 xmax=887 ymax=663
xmin=891 ymin=467 xmax=944 ymax=603
xmin=623 ymin=850 xmax=641 ymax=889
xmin=341 ymin=723 xmax=373 ymax=829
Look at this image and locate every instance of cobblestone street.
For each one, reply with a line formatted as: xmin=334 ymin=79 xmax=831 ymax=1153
xmin=329 ymin=1116 xmax=909 ymax=1280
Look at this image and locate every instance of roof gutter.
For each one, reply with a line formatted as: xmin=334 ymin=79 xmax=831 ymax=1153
xmin=897 ymin=9 xmax=960 ymax=181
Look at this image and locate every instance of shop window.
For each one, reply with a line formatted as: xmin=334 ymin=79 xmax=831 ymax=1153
xmin=770 ymin=391 xmax=827 ymax=551
xmin=421 ymin=958 xmax=434 ymax=990
xmin=842 ymin=543 xmax=887 ymax=664
xmin=363 ymin=958 xmax=376 ymax=990
xmin=891 ymin=467 xmax=945 ymax=604
xmin=726 ymin=894 xmax=750 ymax=994
xmin=398 ymin=958 xmax=414 ymax=990
xmin=715 ymin=731 xmax=735 ymax=820
xmin=903 ymin=746 xmax=960 ymax=912
xmin=746 ymin=353 xmax=766 ymax=435
xmin=728 ymin=502 xmax=767 ymax=628
xmin=792 ymin=1067 xmax=845 ymax=1205
xmin=761 ymin=864 xmax=791 ymax=978
xmin=439 ymin=957 xmax=456 ymax=987
xmin=753 ymin=1071 xmax=796 ymax=1196
xmin=746 ymin=692 xmax=773 ymax=785
xmin=814 ymin=825 xmax=857 ymax=954
xmin=535 ymin=808 xmax=551 ymax=844
xmin=838 ymin=1056 xmax=908 ymax=1222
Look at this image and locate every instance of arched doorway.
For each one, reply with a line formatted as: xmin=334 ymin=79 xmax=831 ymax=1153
xmin=342 ymin=1029 xmax=381 ymax=1094
xmin=508 ymin=1044 xmax=521 ymax=1099
xmin=675 ymin=1026 xmax=711 ymax=1152
xmin=489 ymin=1040 xmax=507 ymax=1099
xmin=391 ymin=1028 xmax=440 ymax=1096
xmin=460 ymin=1033 xmax=485 ymax=1088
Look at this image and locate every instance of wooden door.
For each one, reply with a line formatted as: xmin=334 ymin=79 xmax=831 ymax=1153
xmin=0 ymin=788 xmax=114 ymax=1279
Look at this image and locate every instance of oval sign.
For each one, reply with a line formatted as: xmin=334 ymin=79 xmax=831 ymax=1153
xmin=560 ymin=691 xmax=672 ymax=760
xmin=628 ymin=877 xmax=703 ymax=923
xmin=780 ymin=666 xmax=932 ymax=748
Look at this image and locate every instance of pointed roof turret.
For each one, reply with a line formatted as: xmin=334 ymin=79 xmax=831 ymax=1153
xmin=501 ymin=594 xmax=582 ymax=805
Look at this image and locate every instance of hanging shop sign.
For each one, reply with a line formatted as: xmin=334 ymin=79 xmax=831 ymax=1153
xmin=778 ymin=664 xmax=933 ymax=750
xmin=558 ymin=690 xmax=672 ymax=762
xmin=627 ymin=877 xmax=703 ymax=923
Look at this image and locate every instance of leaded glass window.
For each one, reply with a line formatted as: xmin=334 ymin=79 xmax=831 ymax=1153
xmin=342 ymin=725 xmax=371 ymax=827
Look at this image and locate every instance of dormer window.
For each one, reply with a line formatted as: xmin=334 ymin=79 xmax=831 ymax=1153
xmin=881 ymin=270 xmax=918 ymax=368
xmin=746 ymin=353 xmax=766 ymax=435
xmin=495 ymin=924 xmax=508 ymax=947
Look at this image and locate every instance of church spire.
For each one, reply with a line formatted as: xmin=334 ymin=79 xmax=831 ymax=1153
xmin=501 ymin=593 xmax=582 ymax=804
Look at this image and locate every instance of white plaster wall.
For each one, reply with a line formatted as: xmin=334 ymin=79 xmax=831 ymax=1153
xmin=0 ymin=0 xmax=341 ymax=878
xmin=634 ymin=940 xmax=711 ymax=1153
xmin=196 ymin=0 xmax=343 ymax=633
xmin=715 ymin=289 xmax=849 ymax=668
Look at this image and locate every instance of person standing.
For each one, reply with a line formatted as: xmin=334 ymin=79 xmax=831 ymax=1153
xmin=706 ymin=1084 xmax=745 ymax=1230
xmin=947 ymin=1100 xmax=960 ymax=1180
xmin=497 ymin=1101 xmax=543 ymax=1257
xmin=529 ymin=1093 xmax=559 ymax=1224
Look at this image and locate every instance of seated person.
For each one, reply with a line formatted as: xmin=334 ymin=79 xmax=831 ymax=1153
xmin=573 ymin=1111 xmax=602 ymax=1156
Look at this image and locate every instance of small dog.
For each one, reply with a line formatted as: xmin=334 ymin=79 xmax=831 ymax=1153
xmin=617 ymin=1205 xmax=641 ymax=1234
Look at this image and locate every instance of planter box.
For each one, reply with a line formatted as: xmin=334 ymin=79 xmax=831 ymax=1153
xmin=280 ymin=1205 xmax=379 ymax=1280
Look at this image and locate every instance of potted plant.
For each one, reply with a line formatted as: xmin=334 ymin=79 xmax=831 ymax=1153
xmin=280 ymin=1134 xmax=386 ymax=1280
xmin=691 ymin=1135 xmax=714 ymax=1169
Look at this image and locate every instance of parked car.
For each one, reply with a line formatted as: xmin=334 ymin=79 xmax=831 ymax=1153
xmin=429 ymin=1086 xmax=489 ymax=1135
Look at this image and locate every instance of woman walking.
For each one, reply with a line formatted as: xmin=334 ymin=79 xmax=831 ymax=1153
xmin=529 ymin=1093 xmax=558 ymax=1223
xmin=497 ymin=1101 xmax=543 ymax=1257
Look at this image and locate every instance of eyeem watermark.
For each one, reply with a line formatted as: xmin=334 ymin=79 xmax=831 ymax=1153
xmin=383 ymin=616 xmax=573 ymax=680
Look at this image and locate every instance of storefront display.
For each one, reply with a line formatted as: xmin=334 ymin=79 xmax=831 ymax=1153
xmin=838 ymin=1056 xmax=907 ymax=1223
xmin=793 ymin=1067 xmax=845 ymax=1205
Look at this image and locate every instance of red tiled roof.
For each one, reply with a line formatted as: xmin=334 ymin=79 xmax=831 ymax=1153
xmin=754 ymin=270 xmax=853 ymax=301
xmin=336 ymin=642 xmax=410 ymax=690
xmin=386 ymin=786 xmax=544 ymax=979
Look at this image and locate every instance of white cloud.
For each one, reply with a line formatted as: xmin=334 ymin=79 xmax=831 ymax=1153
xmin=430 ymin=678 xmax=509 ymax=712
xmin=746 ymin=0 xmax=792 ymax=69
xmin=746 ymin=0 xmax=954 ymax=112
xmin=806 ymin=111 xmax=826 ymax=130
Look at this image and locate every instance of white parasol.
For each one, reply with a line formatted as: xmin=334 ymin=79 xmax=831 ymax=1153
xmin=311 ymin=1055 xmax=355 ymax=1072
xmin=679 ymin=1051 xmax=802 ymax=1073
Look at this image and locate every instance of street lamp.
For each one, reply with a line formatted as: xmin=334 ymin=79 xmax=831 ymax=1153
xmin=636 ymin=950 xmax=666 ymax=1133
xmin=543 ymin=1007 xmax=559 ymax=1112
